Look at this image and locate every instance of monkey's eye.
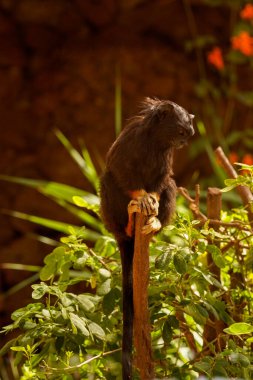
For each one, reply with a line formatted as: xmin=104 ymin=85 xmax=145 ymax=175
xmin=178 ymin=128 xmax=187 ymax=137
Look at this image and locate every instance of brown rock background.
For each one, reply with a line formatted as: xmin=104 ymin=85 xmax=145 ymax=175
xmin=0 ymin=0 xmax=252 ymax=331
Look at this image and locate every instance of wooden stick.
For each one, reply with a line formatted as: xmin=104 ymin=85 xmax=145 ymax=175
xmin=133 ymin=212 xmax=154 ymax=380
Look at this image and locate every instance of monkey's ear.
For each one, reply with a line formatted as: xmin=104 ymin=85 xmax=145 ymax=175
xmin=155 ymin=108 xmax=168 ymax=121
xmin=155 ymin=103 xmax=174 ymax=121
xmin=190 ymin=114 xmax=195 ymax=120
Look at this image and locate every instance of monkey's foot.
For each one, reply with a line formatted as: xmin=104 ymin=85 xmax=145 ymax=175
xmin=129 ymin=193 xmax=159 ymax=217
xmin=127 ymin=199 xmax=142 ymax=215
xmin=126 ymin=192 xmax=160 ymax=237
xmin=142 ymin=216 xmax=162 ymax=235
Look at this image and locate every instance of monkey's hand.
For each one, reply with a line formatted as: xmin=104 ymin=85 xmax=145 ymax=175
xmin=125 ymin=191 xmax=160 ymax=237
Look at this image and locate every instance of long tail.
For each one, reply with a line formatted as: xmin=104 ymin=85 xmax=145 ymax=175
xmin=118 ymin=238 xmax=135 ymax=380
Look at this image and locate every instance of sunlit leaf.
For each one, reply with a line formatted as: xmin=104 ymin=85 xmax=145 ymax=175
xmin=88 ymin=321 xmax=105 ymax=340
xmin=3 ymin=210 xmax=101 ymax=242
xmin=206 ymin=245 xmax=226 ymax=268
xmin=97 ymin=278 xmax=111 ymax=296
xmin=224 ymin=322 xmax=253 ymax=335
xmin=69 ymin=313 xmax=89 ymax=336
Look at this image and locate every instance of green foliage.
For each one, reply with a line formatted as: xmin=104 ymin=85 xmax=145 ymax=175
xmin=222 ymin=163 xmax=253 ymax=193
xmin=2 ymin=169 xmax=253 ymax=378
xmin=1 ymin=229 xmax=122 ymax=379
xmin=0 ymin=130 xmax=103 ymax=243
xmin=1 ymin=120 xmax=253 ymax=377
xmin=149 ymin=207 xmax=253 ymax=379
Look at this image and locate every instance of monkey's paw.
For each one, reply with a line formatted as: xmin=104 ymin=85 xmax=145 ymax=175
xmin=142 ymin=216 xmax=162 ymax=235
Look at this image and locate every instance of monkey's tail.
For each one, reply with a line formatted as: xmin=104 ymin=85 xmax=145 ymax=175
xmin=118 ymin=238 xmax=135 ymax=380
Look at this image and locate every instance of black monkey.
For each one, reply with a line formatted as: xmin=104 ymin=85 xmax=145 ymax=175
xmin=100 ymin=98 xmax=194 ymax=379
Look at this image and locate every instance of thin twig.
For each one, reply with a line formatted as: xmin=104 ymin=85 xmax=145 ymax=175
xmin=178 ymin=187 xmax=207 ymax=222
xmin=89 ymin=248 xmax=110 ymax=270
xmin=45 ymin=348 xmax=121 ymax=374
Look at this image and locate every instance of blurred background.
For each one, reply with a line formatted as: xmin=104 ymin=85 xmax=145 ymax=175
xmin=0 ymin=0 xmax=253 ymax=335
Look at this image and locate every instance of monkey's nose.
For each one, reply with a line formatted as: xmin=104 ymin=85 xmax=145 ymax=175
xmin=190 ymin=126 xmax=195 ymax=137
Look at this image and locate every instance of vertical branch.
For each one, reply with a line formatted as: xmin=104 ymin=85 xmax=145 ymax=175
xmin=133 ymin=212 xmax=154 ymax=380
xmin=203 ymin=187 xmax=226 ymax=354
xmin=215 ymin=146 xmax=253 ymax=215
xmin=206 ymin=187 xmax=222 ymax=285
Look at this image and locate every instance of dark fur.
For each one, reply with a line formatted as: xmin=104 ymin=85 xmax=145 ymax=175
xmin=100 ymin=98 xmax=194 ymax=380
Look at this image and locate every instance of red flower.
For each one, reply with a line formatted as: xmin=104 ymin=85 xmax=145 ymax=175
xmin=207 ymin=47 xmax=224 ymax=70
xmin=231 ymin=31 xmax=253 ymax=56
xmin=240 ymin=4 xmax=253 ymax=20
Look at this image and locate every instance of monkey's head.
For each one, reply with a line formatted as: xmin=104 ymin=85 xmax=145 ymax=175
xmin=141 ymin=97 xmax=195 ymax=149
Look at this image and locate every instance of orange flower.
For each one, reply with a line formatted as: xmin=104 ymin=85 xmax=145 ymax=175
xmin=228 ymin=152 xmax=239 ymax=164
xmin=240 ymin=4 xmax=253 ymax=20
xmin=207 ymin=47 xmax=224 ymax=70
xmin=242 ymin=153 xmax=253 ymax=166
xmin=231 ymin=31 xmax=253 ymax=56
xmin=241 ymin=153 xmax=253 ymax=175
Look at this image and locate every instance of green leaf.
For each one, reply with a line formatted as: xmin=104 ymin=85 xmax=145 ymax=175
xmin=224 ymin=322 xmax=253 ymax=335
xmin=213 ymin=359 xmax=228 ymax=377
xmin=30 ymin=343 xmax=50 ymax=367
xmin=0 ymin=338 xmax=18 ymax=356
xmin=31 ymin=283 xmax=49 ymax=299
xmin=11 ymin=346 xmax=27 ymax=352
xmin=155 ymin=250 xmax=173 ymax=269
xmin=206 ymin=245 xmax=226 ymax=268
xmin=193 ymin=359 xmax=212 ymax=376
xmin=73 ymin=252 xmax=89 ymax=270
xmin=22 ymin=321 xmax=37 ymax=330
xmin=72 ymin=195 xmax=100 ymax=214
xmin=162 ymin=321 xmax=173 ymax=344
xmin=0 ymin=174 xmax=99 ymax=205
xmin=167 ymin=315 xmax=179 ymax=329
xmin=40 ymin=246 xmax=66 ymax=281
xmin=56 ymin=130 xmax=99 ymax=191
xmin=195 ymin=304 xmax=209 ymax=319
xmin=99 ymin=268 xmax=111 ymax=279
xmin=88 ymin=321 xmax=105 ymax=340
xmin=103 ymin=288 xmax=121 ymax=315
xmin=185 ymin=303 xmax=206 ymax=325
xmin=94 ymin=236 xmax=117 ymax=257
xmin=81 ymin=146 xmax=100 ymax=192
xmin=173 ymin=253 xmax=187 ymax=274
xmin=77 ymin=294 xmax=96 ymax=313
xmin=230 ymin=353 xmax=250 ymax=367
xmin=97 ymin=279 xmax=111 ymax=296
xmin=69 ymin=313 xmax=89 ymax=336
xmin=3 ymin=210 xmax=101 ymax=242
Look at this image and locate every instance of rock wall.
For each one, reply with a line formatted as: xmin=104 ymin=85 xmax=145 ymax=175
xmin=0 ymin=0 xmax=245 ymax=325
